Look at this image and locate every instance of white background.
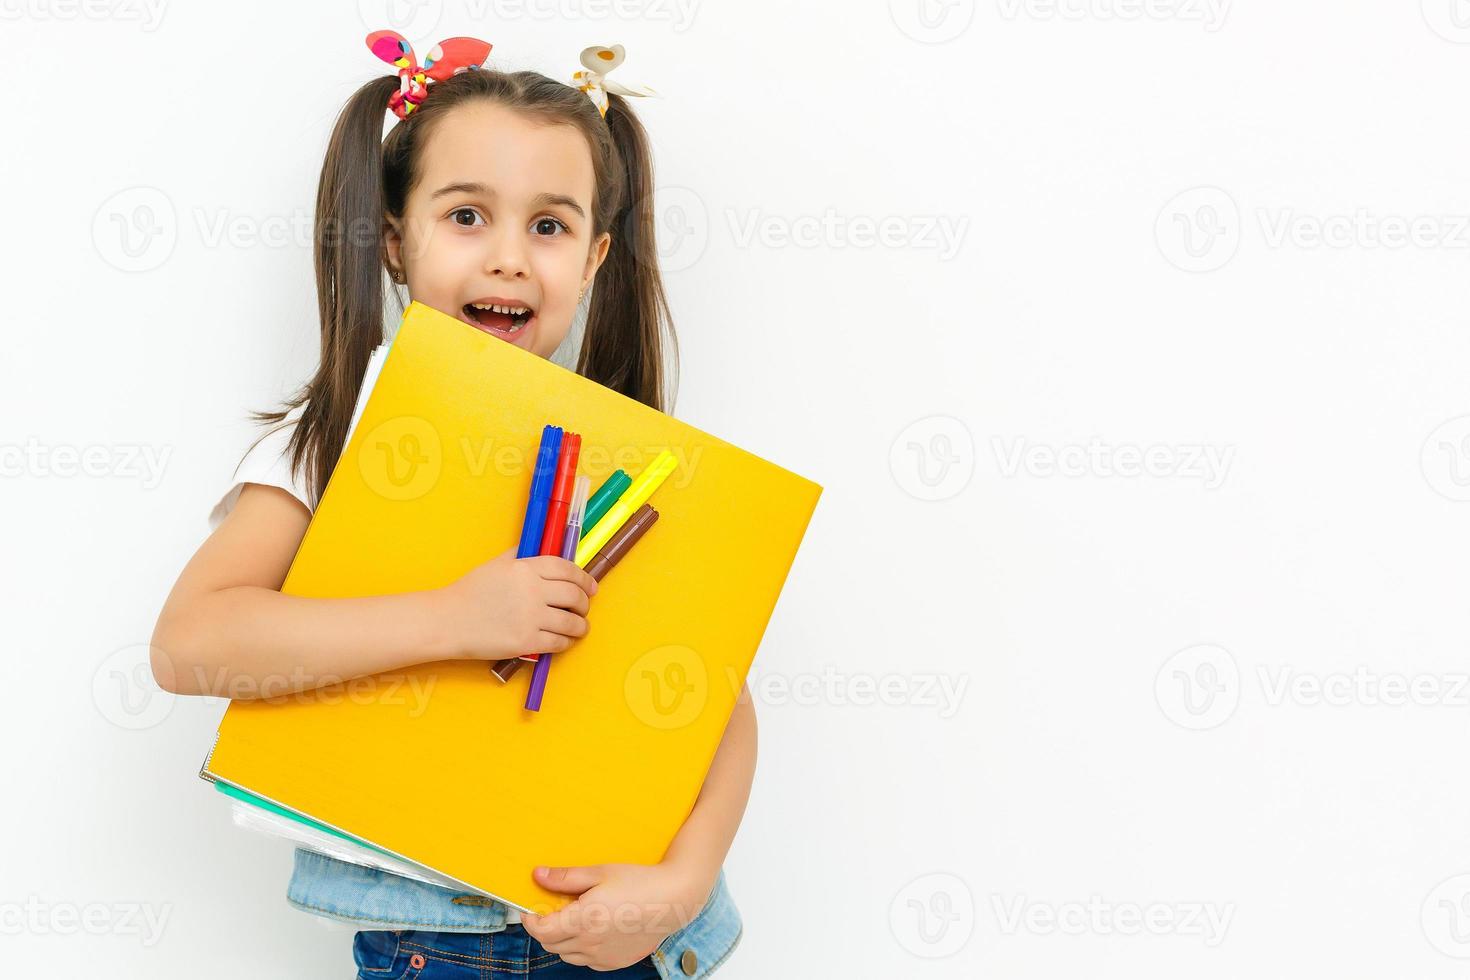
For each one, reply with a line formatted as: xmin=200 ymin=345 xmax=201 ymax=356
xmin=5 ymin=0 xmax=1470 ymax=976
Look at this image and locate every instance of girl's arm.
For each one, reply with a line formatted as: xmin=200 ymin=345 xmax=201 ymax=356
xmin=151 ymin=484 xmax=455 ymax=697
xmin=661 ymin=683 xmax=758 ymax=901
xmin=151 ymin=483 xmax=595 ymax=698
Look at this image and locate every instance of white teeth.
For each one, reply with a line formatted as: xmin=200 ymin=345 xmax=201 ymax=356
xmin=470 ymin=302 xmax=529 ymax=315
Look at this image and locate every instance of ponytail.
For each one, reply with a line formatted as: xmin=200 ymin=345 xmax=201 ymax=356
xmin=579 ymin=92 xmax=679 ymax=414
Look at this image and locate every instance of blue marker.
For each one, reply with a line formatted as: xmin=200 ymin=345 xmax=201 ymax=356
xmin=517 ymin=425 xmax=562 ymax=559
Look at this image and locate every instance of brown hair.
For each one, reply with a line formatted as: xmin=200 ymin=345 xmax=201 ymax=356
xmin=245 ymin=68 xmax=678 ymax=509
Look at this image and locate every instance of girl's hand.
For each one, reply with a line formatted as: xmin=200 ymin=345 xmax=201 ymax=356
xmin=433 ymin=547 xmax=598 ymax=662
xmin=522 ymin=862 xmax=715 ymax=971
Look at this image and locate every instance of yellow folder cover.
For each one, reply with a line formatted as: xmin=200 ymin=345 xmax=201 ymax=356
xmin=200 ymin=301 xmax=822 ymax=912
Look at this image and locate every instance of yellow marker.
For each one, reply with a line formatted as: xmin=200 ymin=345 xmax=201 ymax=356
xmin=575 ymin=450 xmax=677 ymax=567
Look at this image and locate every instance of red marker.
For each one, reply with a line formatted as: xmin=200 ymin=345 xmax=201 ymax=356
xmin=538 ymin=432 xmax=581 ymax=561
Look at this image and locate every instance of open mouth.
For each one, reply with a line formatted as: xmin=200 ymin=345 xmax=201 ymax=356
xmin=463 ymin=301 xmax=535 ymax=337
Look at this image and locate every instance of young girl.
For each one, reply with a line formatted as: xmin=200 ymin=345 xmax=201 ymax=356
xmin=151 ymin=32 xmax=751 ymax=980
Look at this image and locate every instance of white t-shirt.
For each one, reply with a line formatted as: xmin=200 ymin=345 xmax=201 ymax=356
xmin=206 ymin=403 xmax=314 ymax=533
xmin=208 ymin=341 xmax=392 ymax=533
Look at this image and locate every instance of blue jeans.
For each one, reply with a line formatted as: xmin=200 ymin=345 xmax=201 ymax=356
xmin=353 ymin=924 xmax=661 ymax=979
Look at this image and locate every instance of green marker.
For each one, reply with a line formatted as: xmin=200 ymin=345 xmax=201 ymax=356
xmin=580 ymin=470 xmax=631 ymax=538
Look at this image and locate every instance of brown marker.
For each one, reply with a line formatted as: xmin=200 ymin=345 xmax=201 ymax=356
xmin=584 ymin=503 xmax=660 ymax=580
xmin=491 ymin=504 xmax=661 ymax=683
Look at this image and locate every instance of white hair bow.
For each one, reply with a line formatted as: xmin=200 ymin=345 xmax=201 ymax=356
xmin=572 ymin=45 xmax=658 ymax=119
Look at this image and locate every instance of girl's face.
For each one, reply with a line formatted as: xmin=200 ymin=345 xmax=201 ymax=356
xmin=384 ymin=101 xmax=610 ymax=360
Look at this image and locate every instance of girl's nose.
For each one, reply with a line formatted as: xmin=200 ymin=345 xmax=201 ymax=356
xmin=484 ymin=229 xmax=530 ymax=279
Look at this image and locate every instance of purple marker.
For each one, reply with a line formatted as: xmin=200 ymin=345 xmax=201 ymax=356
xmin=525 ymin=475 xmax=591 ymax=711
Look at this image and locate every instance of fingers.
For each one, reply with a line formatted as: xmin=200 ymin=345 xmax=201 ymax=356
xmin=523 ymin=904 xmax=584 ymax=946
xmin=523 ymin=910 xmax=567 ymax=946
xmin=533 ymin=626 xmax=583 ymax=653
xmin=532 ymin=933 xmax=590 ymax=961
xmin=530 ymin=555 xmax=599 ymax=597
xmin=544 ymin=580 xmax=590 ymax=617
xmin=538 ymin=865 xmax=604 ymax=894
xmin=528 ymin=602 xmax=588 ymax=653
xmin=544 ymin=608 xmax=588 ymax=640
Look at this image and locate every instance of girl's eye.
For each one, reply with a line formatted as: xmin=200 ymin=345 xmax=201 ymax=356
xmin=533 ymin=217 xmax=569 ymax=237
xmin=450 ymin=207 xmax=484 ymax=227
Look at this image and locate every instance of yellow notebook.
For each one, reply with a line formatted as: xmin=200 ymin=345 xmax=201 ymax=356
xmin=200 ymin=301 xmax=822 ymax=913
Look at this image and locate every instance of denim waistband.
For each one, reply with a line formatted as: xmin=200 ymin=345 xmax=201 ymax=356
xmin=286 ymin=848 xmax=744 ymax=979
xmin=287 ymin=849 xmax=519 ymax=933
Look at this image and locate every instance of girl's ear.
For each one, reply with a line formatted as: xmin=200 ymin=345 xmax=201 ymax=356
xmin=583 ymin=231 xmax=612 ymax=284
xmin=383 ymin=215 xmax=404 ymax=278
